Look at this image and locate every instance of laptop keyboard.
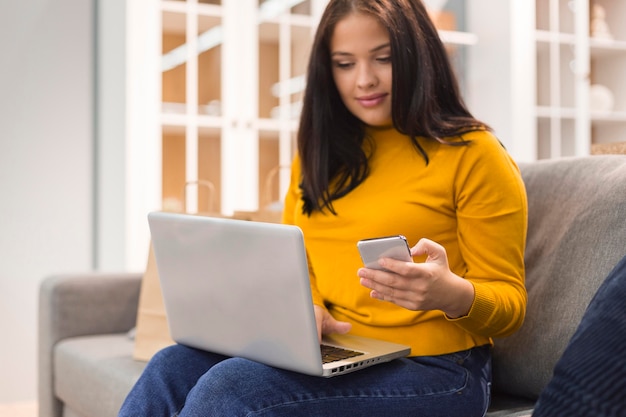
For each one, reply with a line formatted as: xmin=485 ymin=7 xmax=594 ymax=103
xmin=320 ymin=344 xmax=365 ymax=364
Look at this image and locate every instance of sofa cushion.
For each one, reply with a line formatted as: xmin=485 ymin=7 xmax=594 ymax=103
xmin=492 ymin=155 xmax=626 ymax=399
xmin=54 ymin=334 xmax=146 ymax=417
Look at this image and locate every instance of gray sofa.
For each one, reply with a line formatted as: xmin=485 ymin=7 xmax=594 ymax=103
xmin=39 ymin=155 xmax=626 ymax=417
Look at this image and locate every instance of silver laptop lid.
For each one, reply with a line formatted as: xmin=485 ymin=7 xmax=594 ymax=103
xmin=148 ymin=211 xmax=325 ymax=376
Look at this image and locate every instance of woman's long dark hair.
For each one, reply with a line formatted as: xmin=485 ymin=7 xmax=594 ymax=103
xmin=298 ymin=0 xmax=490 ymax=215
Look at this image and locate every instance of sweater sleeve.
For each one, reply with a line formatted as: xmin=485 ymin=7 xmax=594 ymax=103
xmin=447 ymin=134 xmax=528 ymax=338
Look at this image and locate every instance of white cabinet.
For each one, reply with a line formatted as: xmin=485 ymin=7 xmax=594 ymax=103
xmin=587 ymin=0 xmax=626 ymax=147
xmin=157 ymin=0 xmax=328 ymax=216
xmin=468 ymin=0 xmax=626 ymax=162
xmin=123 ymin=0 xmax=331 ymax=267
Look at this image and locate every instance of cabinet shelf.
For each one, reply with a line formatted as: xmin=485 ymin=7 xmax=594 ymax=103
xmin=535 ymin=29 xmax=577 ymax=45
xmin=590 ymin=38 xmax=626 ymax=57
xmin=590 ymin=110 xmax=626 ymax=124
xmin=160 ymin=111 xmax=222 ymax=130
xmin=537 ymin=106 xmax=626 ymax=122
xmin=536 ymin=33 xmax=626 ymax=56
xmin=256 ymin=117 xmax=298 ymax=132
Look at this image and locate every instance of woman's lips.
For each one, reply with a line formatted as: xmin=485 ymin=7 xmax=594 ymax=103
xmin=356 ymin=93 xmax=387 ymax=108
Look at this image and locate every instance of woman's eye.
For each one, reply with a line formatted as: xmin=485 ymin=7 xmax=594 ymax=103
xmin=377 ymin=56 xmax=391 ymax=63
xmin=333 ymin=61 xmax=354 ymax=69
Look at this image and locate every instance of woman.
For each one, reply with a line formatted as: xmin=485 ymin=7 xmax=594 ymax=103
xmin=119 ymin=1 xmax=527 ymax=415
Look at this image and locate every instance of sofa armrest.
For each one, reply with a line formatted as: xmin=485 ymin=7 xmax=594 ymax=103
xmin=38 ymin=272 xmax=142 ymax=417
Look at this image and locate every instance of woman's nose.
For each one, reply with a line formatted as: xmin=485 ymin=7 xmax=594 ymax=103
xmin=356 ymin=64 xmax=378 ymax=89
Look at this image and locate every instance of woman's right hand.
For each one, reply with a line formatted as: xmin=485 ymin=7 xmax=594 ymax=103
xmin=313 ymin=305 xmax=352 ymax=343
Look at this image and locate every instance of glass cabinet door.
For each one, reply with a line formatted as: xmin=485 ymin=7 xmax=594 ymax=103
xmin=160 ymin=0 xmax=327 ymax=215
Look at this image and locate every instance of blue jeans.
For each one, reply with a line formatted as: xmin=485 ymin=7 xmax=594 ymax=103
xmin=119 ymin=344 xmax=491 ymax=417
xmin=532 ymin=254 xmax=626 ymax=417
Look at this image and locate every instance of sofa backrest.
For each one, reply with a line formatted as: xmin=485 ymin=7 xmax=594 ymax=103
xmin=491 ymin=155 xmax=626 ymax=400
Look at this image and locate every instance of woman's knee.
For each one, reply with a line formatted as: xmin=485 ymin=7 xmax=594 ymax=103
xmin=198 ymin=357 xmax=267 ymax=392
xmin=186 ymin=358 xmax=280 ymax=414
xmin=146 ymin=344 xmax=227 ymax=381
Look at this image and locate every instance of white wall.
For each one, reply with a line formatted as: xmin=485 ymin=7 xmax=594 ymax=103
xmin=96 ymin=0 xmax=128 ymax=270
xmin=466 ymin=0 xmax=512 ymax=151
xmin=0 ymin=0 xmax=95 ymax=403
xmin=466 ymin=0 xmax=536 ymax=162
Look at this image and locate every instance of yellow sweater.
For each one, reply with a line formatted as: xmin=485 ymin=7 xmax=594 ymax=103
xmin=282 ymin=128 xmax=528 ymax=356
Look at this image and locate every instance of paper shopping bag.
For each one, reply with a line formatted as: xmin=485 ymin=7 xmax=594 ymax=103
xmin=132 ymin=242 xmax=175 ymax=361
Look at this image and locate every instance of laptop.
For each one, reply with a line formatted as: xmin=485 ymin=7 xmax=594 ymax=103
xmin=147 ymin=211 xmax=411 ymax=377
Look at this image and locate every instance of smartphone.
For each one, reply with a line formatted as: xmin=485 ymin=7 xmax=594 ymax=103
xmin=357 ymin=235 xmax=413 ymax=271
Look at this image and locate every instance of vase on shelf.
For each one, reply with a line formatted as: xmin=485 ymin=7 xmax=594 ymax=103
xmin=590 ymin=4 xmax=613 ymax=40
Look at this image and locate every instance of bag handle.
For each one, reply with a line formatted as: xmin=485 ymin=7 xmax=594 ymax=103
xmin=183 ymin=179 xmax=216 ymax=214
xmin=262 ymin=165 xmax=290 ymax=209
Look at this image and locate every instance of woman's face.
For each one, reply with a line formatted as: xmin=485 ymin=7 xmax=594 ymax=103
xmin=330 ymin=12 xmax=393 ymax=127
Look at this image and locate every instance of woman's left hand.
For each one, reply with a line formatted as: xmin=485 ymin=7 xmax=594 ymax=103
xmin=358 ymin=238 xmax=475 ymax=318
